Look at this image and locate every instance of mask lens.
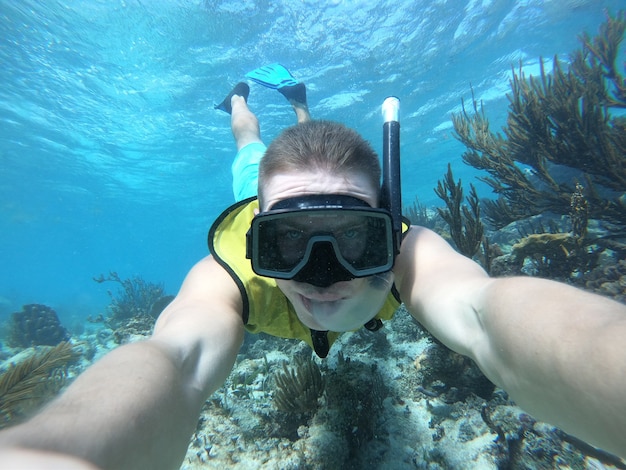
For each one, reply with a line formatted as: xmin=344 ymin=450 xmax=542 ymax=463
xmin=251 ymin=208 xmax=394 ymax=279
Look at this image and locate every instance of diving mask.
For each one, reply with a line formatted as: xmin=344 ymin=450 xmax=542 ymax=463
xmin=246 ymin=194 xmax=395 ymax=287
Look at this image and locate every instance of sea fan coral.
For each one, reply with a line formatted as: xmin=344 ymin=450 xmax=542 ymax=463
xmin=0 ymin=342 xmax=80 ymax=428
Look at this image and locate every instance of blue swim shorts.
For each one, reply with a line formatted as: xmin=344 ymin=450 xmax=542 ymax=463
xmin=231 ymin=142 xmax=266 ymax=201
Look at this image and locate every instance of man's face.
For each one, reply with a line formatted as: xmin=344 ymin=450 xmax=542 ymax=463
xmin=261 ymin=169 xmax=387 ymax=332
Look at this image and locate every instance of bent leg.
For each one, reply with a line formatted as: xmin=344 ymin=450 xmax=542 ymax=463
xmin=218 ymin=80 xmax=313 ymax=201
xmin=231 ymin=142 xmax=266 ymax=201
xmin=229 ymin=96 xmax=265 ymax=200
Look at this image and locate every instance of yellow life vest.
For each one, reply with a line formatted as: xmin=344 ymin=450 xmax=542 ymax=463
xmin=208 ymin=197 xmax=402 ymax=357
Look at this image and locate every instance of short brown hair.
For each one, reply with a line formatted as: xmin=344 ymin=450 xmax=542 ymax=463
xmin=258 ymin=120 xmax=381 ymax=205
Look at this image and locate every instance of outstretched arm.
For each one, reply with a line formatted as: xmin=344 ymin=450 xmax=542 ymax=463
xmin=0 ymin=256 xmax=244 ymax=470
xmin=395 ymin=226 xmax=626 ymax=458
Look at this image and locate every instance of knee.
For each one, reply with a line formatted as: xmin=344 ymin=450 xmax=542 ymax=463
xmin=232 ymin=111 xmax=259 ymax=133
xmin=232 ymin=114 xmax=261 ymax=147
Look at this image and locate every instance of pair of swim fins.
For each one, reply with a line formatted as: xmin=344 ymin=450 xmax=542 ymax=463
xmin=214 ymin=64 xmax=302 ymax=113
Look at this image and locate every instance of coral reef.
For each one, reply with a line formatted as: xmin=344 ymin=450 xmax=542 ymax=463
xmin=0 ymin=342 xmax=80 ymax=428
xmin=483 ymin=199 xmax=611 ymax=282
xmin=320 ymin=353 xmax=388 ymax=458
xmin=452 ymin=11 xmax=626 ymax=232
xmin=93 ymin=271 xmax=173 ymax=324
xmin=481 ymin=402 xmax=626 ymax=469
xmin=177 ymin=308 xmax=625 ymax=469
xmin=509 ymin=232 xmax=600 ymax=280
xmin=87 ymin=271 xmax=174 ymax=344
xmin=413 ymin=341 xmax=495 ymax=403
xmin=109 ymin=314 xmax=157 ymax=344
xmin=582 ymin=258 xmax=626 ymax=303
xmin=6 ymin=304 xmax=70 ymax=348
xmin=434 ymin=163 xmax=484 ymax=259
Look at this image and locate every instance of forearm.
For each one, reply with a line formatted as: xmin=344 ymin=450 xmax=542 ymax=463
xmin=0 ymin=340 xmax=207 ymax=470
xmin=474 ymin=276 xmax=626 ymax=457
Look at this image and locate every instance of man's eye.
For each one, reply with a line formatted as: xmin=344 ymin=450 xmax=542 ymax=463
xmin=285 ymin=230 xmax=303 ymax=240
xmin=341 ymin=226 xmax=366 ymax=239
xmin=342 ymin=229 xmax=359 ymax=239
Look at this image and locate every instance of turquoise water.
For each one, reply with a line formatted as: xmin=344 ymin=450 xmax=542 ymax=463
xmin=0 ymin=0 xmax=623 ymax=323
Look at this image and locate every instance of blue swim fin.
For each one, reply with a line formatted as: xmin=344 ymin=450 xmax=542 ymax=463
xmin=245 ymin=63 xmax=298 ymax=90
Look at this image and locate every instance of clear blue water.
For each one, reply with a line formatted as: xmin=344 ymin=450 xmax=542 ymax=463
xmin=1 ymin=0 xmax=623 ymax=325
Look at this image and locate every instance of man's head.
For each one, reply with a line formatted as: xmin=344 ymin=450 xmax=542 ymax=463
xmin=258 ymin=120 xmax=381 ymax=209
xmin=250 ymin=121 xmax=394 ymax=333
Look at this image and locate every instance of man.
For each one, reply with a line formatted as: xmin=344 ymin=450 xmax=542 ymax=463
xmin=1 ymin=67 xmax=625 ymax=469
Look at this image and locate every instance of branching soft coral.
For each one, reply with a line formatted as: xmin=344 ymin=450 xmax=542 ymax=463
xmin=452 ymin=11 xmax=626 ymax=230
xmin=434 ymin=163 xmax=484 ymax=259
xmin=93 ymin=271 xmax=169 ymax=326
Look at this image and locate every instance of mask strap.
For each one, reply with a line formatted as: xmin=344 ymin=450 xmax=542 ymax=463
xmin=364 ymin=318 xmax=383 ymax=331
xmin=310 ymin=329 xmax=330 ymax=358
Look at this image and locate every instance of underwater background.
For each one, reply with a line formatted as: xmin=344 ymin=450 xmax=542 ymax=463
xmin=1 ymin=0 xmax=623 ymax=321
xmin=1 ymin=1 xmax=626 ymax=468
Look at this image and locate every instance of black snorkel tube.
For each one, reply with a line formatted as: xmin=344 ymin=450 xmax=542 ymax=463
xmin=380 ymin=96 xmax=402 ymax=257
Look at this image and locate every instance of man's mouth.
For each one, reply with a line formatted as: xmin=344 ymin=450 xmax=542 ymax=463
xmin=301 ymin=291 xmax=345 ymax=301
xmin=299 ymin=294 xmax=345 ymax=313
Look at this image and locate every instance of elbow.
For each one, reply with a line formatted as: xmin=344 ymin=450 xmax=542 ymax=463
xmin=175 ymin=321 xmax=244 ymax=400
